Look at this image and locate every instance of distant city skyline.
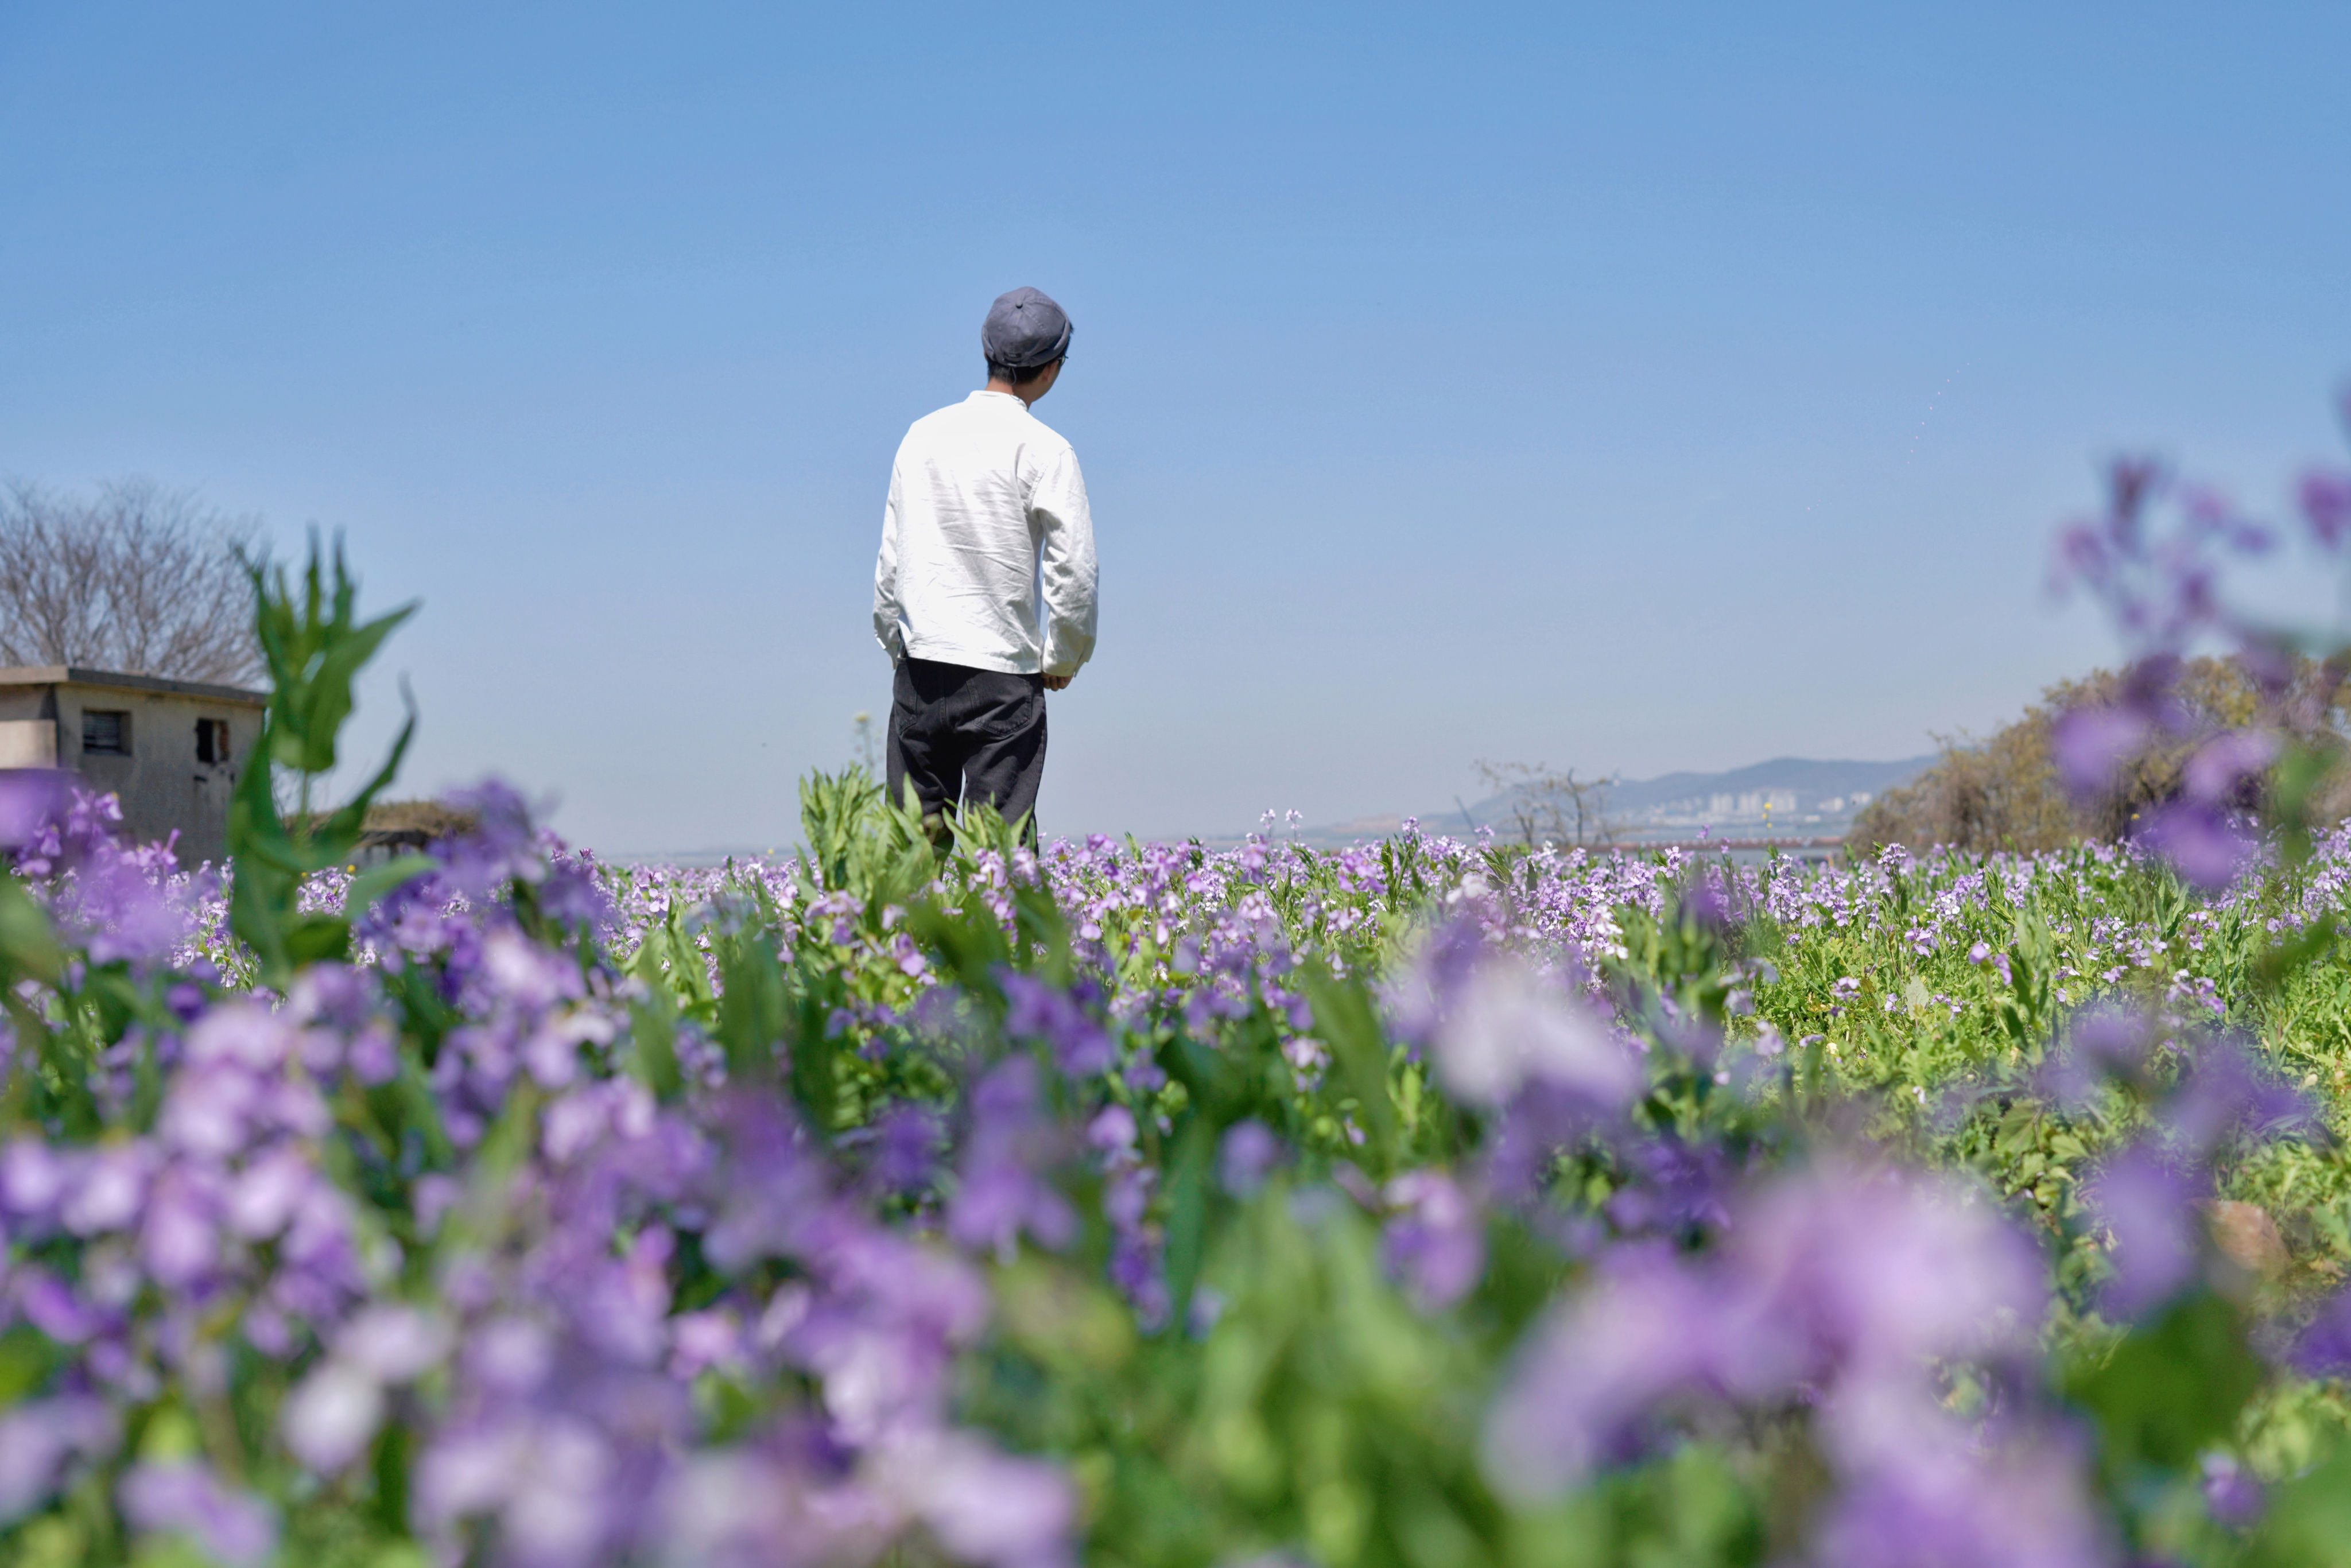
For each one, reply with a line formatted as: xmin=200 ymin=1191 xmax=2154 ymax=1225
xmin=3 ymin=5 xmax=2346 ymax=850
xmin=1177 ymin=753 xmax=1930 ymax=857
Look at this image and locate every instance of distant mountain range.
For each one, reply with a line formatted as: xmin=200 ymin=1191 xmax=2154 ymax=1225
xmin=620 ymin=756 xmax=1943 ymax=862
xmin=1599 ymin=755 xmax=1938 ymax=822
xmin=1267 ymin=756 xmax=1937 ymax=849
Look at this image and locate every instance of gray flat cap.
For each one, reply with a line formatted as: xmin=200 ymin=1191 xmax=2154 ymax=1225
xmin=981 ymin=286 xmax=1072 ymax=370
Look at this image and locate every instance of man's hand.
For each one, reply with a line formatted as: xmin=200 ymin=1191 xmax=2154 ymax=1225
xmin=1041 ymin=673 xmax=1073 ymax=692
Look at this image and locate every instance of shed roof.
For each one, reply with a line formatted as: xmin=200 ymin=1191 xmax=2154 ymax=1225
xmin=0 ymin=666 xmax=266 ymax=707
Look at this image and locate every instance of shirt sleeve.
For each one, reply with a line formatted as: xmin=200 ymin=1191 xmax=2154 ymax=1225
xmin=1031 ymin=444 xmax=1097 ymax=676
xmin=872 ymin=460 xmax=907 ymax=663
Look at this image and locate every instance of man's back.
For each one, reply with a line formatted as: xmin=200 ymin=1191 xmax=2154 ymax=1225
xmin=871 ymin=285 xmax=1090 ymax=849
xmin=874 ymin=390 xmax=1096 ymax=678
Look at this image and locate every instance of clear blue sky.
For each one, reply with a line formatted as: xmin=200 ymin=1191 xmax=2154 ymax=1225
xmin=3 ymin=3 xmax=2346 ymax=850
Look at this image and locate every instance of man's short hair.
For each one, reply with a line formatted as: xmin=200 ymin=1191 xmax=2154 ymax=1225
xmin=988 ymin=356 xmax=1061 ymax=387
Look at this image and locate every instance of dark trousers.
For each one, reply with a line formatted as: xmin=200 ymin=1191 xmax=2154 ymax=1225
xmin=886 ymin=657 xmax=1048 ymax=844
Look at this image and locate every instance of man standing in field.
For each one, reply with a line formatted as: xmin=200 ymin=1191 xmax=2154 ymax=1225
xmin=872 ymin=286 xmax=1097 ymax=847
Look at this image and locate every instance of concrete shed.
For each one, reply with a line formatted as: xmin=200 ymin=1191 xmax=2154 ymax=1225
xmin=0 ymin=666 xmax=265 ymax=867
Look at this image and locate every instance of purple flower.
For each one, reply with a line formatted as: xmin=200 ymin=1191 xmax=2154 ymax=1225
xmin=2201 ymin=1452 xmax=2263 ymax=1528
xmin=2071 ymin=1008 xmax=2154 ymax=1078
xmin=435 ymin=777 xmax=544 ymax=898
xmin=0 ymin=770 xmax=69 ymax=854
xmin=465 ymin=1317 xmax=558 ymax=1395
xmin=1810 ymin=1435 xmax=2108 ymax=1568
xmin=948 ymin=1058 xmax=1076 ymax=1260
xmin=0 ymin=1397 xmax=115 ymax=1522
xmin=1428 ymin=955 xmax=1639 ymax=1112
xmin=2228 ymin=520 xmax=2278 ymax=554
xmin=2184 ymin=729 xmax=2279 ymax=806
xmin=1086 ymin=1104 xmax=1137 ymax=1158
xmin=339 ymin=1304 xmax=455 ymax=1381
xmin=59 ymin=1143 xmax=146 ymax=1235
xmin=15 ymin=1270 xmax=104 ymax=1343
xmin=0 ymin=1139 xmax=65 ymax=1217
xmin=657 ymin=1434 xmax=889 ymax=1568
xmin=346 ymin=1024 xmax=398 ymax=1085
xmin=1604 ymin=1136 xmax=1734 ymax=1239
xmin=2109 ymin=456 xmax=2164 ymax=537
xmin=2040 ymin=1006 xmax=2156 ymax=1107
xmin=999 ymin=973 xmax=1115 ymax=1078
xmin=1383 ymin=1169 xmax=1485 ymax=1311
xmin=703 ymin=1098 xmax=835 ymax=1271
xmin=2300 ymin=468 xmax=2351 ymax=551
xmin=226 ymin=1146 xmax=316 ymax=1240
xmin=2087 ymin=1146 xmax=2201 ymax=1318
xmin=2294 ymin=1284 xmax=2351 ymax=1379
xmin=1382 ymin=918 xmax=1488 ymax=1048
xmin=2051 ymin=522 xmax=2109 ymax=588
xmin=2137 ymin=801 xmax=2255 ymax=891
xmin=893 ymin=1431 xmax=1077 ymax=1568
xmin=69 ymin=851 xmax=184 ymax=965
xmin=2162 ymin=1037 xmax=2313 ymax=1155
xmin=1735 ymin=1165 xmax=2045 ymax=1377
xmin=159 ymin=1065 xmax=259 ymax=1160
xmin=415 ymin=1412 xmax=619 ymax=1566
xmin=538 ymin=855 xmax=617 ymax=930
xmin=670 ymin=1309 xmax=744 ymax=1379
xmin=140 ymin=1166 xmax=221 ymax=1287
xmin=2049 ymin=707 xmax=2148 ymax=797
xmin=1217 ymin=1120 xmax=1283 ymax=1198
xmin=576 ymin=1226 xmax=678 ymax=1367
xmin=1484 ymin=1163 xmax=2047 ymax=1504
xmin=873 ymin=1104 xmax=947 ymax=1193
xmin=282 ymin=1359 xmax=387 ymax=1472
xmin=118 ymin=1460 xmax=279 ymax=1568
xmin=183 ymin=1000 xmax=297 ymax=1074
xmin=1482 ymin=1243 xmax=1718 ymax=1500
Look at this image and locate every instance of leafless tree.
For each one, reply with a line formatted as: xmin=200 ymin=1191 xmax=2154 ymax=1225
xmin=1473 ymin=759 xmax=1621 ymax=848
xmin=0 ymin=478 xmax=264 ymax=685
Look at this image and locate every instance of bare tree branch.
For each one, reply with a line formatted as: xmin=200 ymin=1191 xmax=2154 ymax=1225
xmin=1472 ymin=759 xmax=1620 ymax=848
xmin=0 ymin=478 xmax=263 ymax=685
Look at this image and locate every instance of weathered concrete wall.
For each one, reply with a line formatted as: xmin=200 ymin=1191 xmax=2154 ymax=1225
xmin=0 ymin=670 xmax=265 ymax=868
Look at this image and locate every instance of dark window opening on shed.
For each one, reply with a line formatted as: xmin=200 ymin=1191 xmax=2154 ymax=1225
xmin=82 ymin=711 xmax=130 ymax=756
xmin=196 ymin=717 xmax=231 ymax=766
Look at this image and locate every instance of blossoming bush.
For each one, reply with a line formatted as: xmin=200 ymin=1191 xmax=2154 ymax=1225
xmin=11 ymin=497 xmax=2351 ymax=1567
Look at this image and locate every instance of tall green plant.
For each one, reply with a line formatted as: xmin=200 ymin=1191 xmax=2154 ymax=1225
xmin=227 ymin=533 xmax=429 ymax=985
xmin=798 ymin=765 xmax=937 ymax=918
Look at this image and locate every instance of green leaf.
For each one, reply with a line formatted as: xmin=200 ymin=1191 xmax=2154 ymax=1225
xmin=0 ymin=878 xmax=63 ymax=987
xmin=2245 ymin=1438 xmax=2351 ymax=1566
xmin=2064 ymin=1290 xmax=2263 ymax=1478
xmin=228 ymin=533 xmax=420 ymax=986
xmin=714 ymin=928 xmax=790 ymax=1086
xmin=1303 ymin=964 xmax=1399 ymax=1173
xmin=785 ymin=982 xmax=839 ymax=1134
xmin=907 ymin=898 xmax=1014 ymax=1002
xmin=135 ymin=1405 xmax=203 ymax=1463
xmin=285 ymin=913 xmax=355 ymax=968
xmin=371 ymin=1419 xmax=413 ymax=1537
xmin=625 ymin=987 xmax=685 ymax=1103
xmin=1161 ymin=1116 xmax=1215 ymax=1334
xmin=0 ymin=1322 xmax=61 ymax=1408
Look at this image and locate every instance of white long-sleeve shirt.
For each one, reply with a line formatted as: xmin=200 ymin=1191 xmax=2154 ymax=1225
xmin=872 ymin=391 xmax=1098 ymax=677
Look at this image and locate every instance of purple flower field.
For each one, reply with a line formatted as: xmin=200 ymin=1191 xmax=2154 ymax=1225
xmin=8 ymin=446 xmax=2351 ymax=1567
xmin=8 ymin=727 xmax=2351 ymax=1568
